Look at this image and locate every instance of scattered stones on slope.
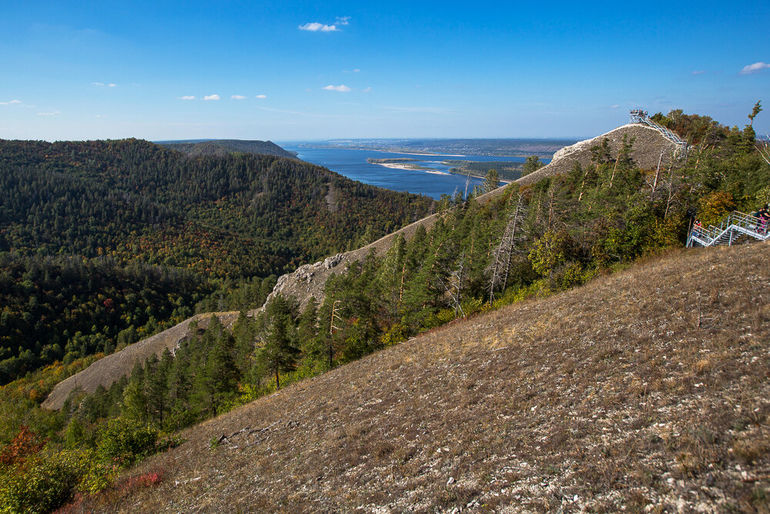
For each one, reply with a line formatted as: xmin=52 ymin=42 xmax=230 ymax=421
xmin=93 ymin=243 xmax=769 ymax=513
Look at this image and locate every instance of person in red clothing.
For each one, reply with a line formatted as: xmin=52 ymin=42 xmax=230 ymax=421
xmin=757 ymin=204 xmax=769 ymax=234
xmin=693 ymin=219 xmax=702 ymax=237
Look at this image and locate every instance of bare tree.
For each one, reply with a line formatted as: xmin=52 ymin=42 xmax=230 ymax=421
xmin=757 ymin=136 xmax=770 ymax=165
xmin=487 ymin=193 xmax=527 ymax=302
xmin=438 ymin=252 xmax=466 ymax=318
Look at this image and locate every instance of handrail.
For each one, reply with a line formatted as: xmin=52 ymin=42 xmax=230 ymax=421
xmin=629 ymin=109 xmax=688 ymax=157
xmin=687 ymin=210 xmax=769 ymax=248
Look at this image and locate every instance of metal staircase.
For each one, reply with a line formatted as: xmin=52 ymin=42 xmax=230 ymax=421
xmin=687 ymin=211 xmax=770 ymax=247
xmin=630 ymin=109 xmax=688 ymax=157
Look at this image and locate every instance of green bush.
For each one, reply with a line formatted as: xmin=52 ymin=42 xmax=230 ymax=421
xmin=96 ymin=418 xmax=158 ymax=467
xmin=0 ymin=449 xmax=86 ymax=514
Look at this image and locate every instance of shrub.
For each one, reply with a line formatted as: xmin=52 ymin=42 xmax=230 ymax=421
xmin=0 ymin=449 xmax=86 ymax=514
xmin=96 ymin=418 xmax=158 ymax=467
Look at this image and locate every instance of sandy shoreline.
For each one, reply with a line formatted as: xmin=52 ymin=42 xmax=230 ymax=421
xmin=374 ymin=162 xmax=450 ymax=175
xmin=372 ymin=161 xmax=512 ymax=183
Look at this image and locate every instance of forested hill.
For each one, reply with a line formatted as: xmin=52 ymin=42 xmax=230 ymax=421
xmin=159 ymin=139 xmax=296 ymax=159
xmin=0 ymin=139 xmax=433 ymax=277
xmin=0 ymin=138 xmax=434 ymax=382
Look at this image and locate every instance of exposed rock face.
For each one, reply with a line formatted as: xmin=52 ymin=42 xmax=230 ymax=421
xmin=516 ymin=124 xmax=678 ymax=186
xmin=264 ymin=253 xmax=351 ymax=311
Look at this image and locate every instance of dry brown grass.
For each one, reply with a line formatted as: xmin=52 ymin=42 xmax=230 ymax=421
xmin=77 ymin=243 xmax=769 ymax=512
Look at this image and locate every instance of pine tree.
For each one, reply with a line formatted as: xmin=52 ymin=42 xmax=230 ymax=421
xmin=257 ymin=296 xmax=299 ymax=389
xmin=191 ymin=316 xmax=240 ymax=417
xmin=484 ymin=169 xmax=500 ymax=193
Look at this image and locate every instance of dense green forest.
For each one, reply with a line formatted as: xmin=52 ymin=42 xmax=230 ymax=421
xmin=0 ymin=255 xmax=210 ymax=384
xmin=158 ymin=139 xmax=297 ymax=159
xmin=1 ymin=109 xmax=768 ymax=511
xmin=0 ymin=139 xmax=433 ymax=277
xmin=0 ymin=139 xmax=434 ymax=384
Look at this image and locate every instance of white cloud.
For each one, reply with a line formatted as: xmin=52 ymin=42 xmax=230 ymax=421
xmin=255 ymin=94 xmax=267 ymax=99
xmin=179 ymin=95 xmax=196 ymax=100
xmin=299 ymin=22 xmax=339 ymax=32
xmin=336 ymin=16 xmax=350 ymax=26
xmin=362 ymin=87 xmax=372 ymax=93
xmin=740 ymin=62 xmax=770 ymax=75
xmin=203 ymin=94 xmax=221 ymax=101
xmin=610 ymin=104 xmax=620 ymax=109
xmin=231 ymin=95 xmax=247 ymax=100
xmin=0 ymin=99 xmax=22 ymax=105
xmin=108 ymin=83 xmax=116 ymax=87
xmin=37 ymin=111 xmax=60 ymax=116
xmin=323 ymin=84 xmax=351 ymax=92
xmin=92 ymin=82 xmax=117 ymax=87
xmin=691 ymin=70 xmax=706 ymax=75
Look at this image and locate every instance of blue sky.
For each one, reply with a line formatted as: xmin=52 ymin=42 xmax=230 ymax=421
xmin=0 ymin=0 xmax=768 ymax=141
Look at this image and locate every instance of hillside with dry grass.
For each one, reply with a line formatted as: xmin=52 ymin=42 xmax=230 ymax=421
xmin=76 ymin=242 xmax=769 ymax=513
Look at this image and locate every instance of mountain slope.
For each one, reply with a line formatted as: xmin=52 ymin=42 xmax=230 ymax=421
xmin=93 ymin=243 xmax=769 ymax=512
xmin=40 ymin=122 xmax=685 ymax=406
xmin=159 ymin=139 xmax=296 ymax=159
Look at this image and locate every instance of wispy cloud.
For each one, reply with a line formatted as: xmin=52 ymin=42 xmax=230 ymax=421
xmin=37 ymin=111 xmax=60 ymax=116
xmin=740 ymin=62 xmax=770 ymax=75
xmin=92 ymin=82 xmax=117 ymax=87
xmin=299 ymin=17 xmax=349 ymax=32
xmin=299 ymin=22 xmax=338 ymax=32
xmin=179 ymin=95 xmax=196 ymax=100
xmin=691 ymin=70 xmax=706 ymax=75
xmin=203 ymin=94 xmax=221 ymax=101
xmin=362 ymin=87 xmax=372 ymax=93
xmin=231 ymin=95 xmax=246 ymax=100
xmin=323 ymin=84 xmax=351 ymax=92
xmin=0 ymin=99 xmax=22 ymax=105
xmin=610 ymin=104 xmax=620 ymax=109
xmin=255 ymin=94 xmax=267 ymax=99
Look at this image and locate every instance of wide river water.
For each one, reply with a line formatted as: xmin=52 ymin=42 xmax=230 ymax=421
xmin=282 ymin=145 xmax=541 ymax=200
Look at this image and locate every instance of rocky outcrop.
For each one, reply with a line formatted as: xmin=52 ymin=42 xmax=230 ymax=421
xmin=516 ymin=124 xmax=678 ymax=186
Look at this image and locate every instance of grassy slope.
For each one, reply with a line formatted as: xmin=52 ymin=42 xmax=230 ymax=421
xmin=84 ymin=243 xmax=768 ymax=512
